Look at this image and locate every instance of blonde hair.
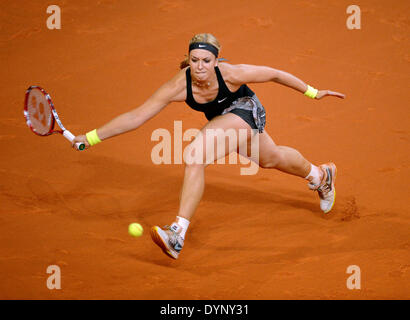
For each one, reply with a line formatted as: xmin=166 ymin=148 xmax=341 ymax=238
xmin=179 ymin=33 xmax=221 ymax=69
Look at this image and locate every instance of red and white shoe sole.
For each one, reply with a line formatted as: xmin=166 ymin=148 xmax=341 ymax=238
xmin=150 ymin=226 xmax=178 ymax=259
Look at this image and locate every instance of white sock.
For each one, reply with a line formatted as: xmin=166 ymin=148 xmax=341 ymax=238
xmin=305 ymin=164 xmax=322 ymax=186
xmin=176 ymin=216 xmax=190 ymax=239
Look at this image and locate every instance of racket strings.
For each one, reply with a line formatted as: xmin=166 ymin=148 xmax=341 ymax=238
xmin=26 ymin=89 xmax=53 ymax=135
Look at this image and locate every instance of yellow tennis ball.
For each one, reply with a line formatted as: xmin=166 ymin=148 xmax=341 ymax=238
xmin=128 ymin=223 xmax=143 ymax=237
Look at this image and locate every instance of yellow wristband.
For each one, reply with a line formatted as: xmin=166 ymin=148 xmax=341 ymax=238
xmin=86 ymin=129 xmax=102 ymax=146
xmin=304 ymin=85 xmax=318 ymax=99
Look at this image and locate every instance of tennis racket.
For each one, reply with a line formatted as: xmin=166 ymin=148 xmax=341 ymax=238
xmin=24 ymin=86 xmax=85 ymax=151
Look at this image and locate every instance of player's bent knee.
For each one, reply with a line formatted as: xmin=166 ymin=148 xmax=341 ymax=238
xmin=183 ymin=137 xmax=211 ymax=168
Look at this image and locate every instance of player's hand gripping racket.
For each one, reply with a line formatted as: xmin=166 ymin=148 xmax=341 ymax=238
xmin=24 ymin=86 xmax=85 ymax=150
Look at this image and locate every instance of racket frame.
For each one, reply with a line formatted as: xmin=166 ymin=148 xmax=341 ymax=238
xmin=24 ymin=86 xmax=85 ymax=150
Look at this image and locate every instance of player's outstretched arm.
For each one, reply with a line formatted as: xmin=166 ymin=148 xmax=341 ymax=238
xmin=72 ymin=72 xmax=186 ymax=149
xmin=227 ymin=63 xmax=345 ymax=100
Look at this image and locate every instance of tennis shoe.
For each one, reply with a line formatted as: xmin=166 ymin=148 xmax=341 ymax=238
xmin=150 ymin=223 xmax=184 ymax=260
xmin=308 ymin=162 xmax=337 ymax=213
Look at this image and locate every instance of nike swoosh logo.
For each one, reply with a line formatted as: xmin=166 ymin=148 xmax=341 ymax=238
xmin=218 ymin=97 xmax=227 ymax=103
xmin=198 ymin=44 xmax=206 ymax=48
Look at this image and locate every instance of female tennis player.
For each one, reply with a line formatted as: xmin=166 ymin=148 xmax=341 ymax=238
xmin=73 ymin=33 xmax=345 ymax=260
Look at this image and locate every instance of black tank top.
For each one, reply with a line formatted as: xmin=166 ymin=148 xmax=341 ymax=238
xmin=185 ymin=66 xmax=255 ymax=121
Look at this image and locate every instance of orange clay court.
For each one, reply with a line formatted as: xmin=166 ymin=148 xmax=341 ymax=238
xmin=0 ymin=0 xmax=409 ymax=299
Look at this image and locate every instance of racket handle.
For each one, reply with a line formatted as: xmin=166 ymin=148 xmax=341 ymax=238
xmin=63 ymin=130 xmax=85 ymax=151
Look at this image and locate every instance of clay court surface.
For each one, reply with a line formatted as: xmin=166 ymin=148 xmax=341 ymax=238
xmin=0 ymin=0 xmax=409 ymax=299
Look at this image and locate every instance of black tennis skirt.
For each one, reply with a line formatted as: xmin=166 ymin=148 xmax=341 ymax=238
xmin=221 ymin=95 xmax=266 ymax=133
